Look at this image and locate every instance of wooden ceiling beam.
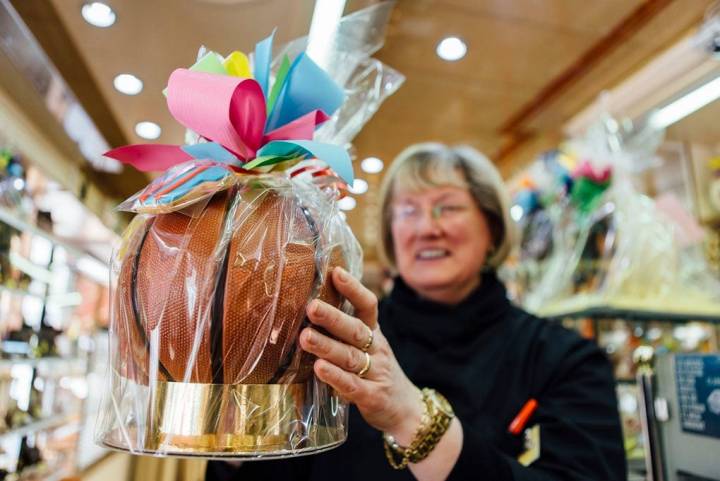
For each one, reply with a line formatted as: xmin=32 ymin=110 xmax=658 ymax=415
xmin=498 ymin=131 xmax=564 ymax=180
xmin=499 ymin=0 xmax=675 ymax=137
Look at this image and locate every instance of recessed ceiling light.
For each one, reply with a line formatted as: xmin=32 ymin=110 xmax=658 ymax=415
xmin=135 ymin=121 xmax=161 ymax=140
xmin=349 ymin=178 xmax=368 ymax=195
xmin=338 ymin=196 xmax=356 ymax=211
xmin=436 ymin=36 xmax=467 ymax=61
xmin=81 ymin=2 xmax=116 ymax=28
xmin=360 ymin=157 xmax=384 ymax=174
xmin=113 ymin=73 xmax=143 ymax=95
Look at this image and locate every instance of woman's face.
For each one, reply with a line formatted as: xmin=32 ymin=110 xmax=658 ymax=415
xmin=390 ymin=185 xmax=493 ymax=304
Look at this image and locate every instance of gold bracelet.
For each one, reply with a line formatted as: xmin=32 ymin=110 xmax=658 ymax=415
xmin=383 ymin=389 xmax=431 ymax=470
xmin=383 ymin=388 xmax=455 ymax=469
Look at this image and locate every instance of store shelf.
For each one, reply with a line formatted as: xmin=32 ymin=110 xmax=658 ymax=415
xmin=0 ymin=356 xmax=86 ymax=370
xmin=0 ymin=284 xmax=43 ymax=300
xmin=9 ymin=252 xmax=53 ymax=283
xmin=538 ymin=295 xmax=720 ymax=323
xmin=545 ymin=305 xmax=720 ymax=323
xmin=0 ymin=284 xmax=82 ymax=310
xmin=0 ymin=413 xmax=80 ymax=440
xmin=0 ymin=206 xmax=103 ymax=264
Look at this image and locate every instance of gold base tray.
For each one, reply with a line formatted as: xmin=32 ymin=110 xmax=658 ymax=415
xmin=97 ymin=380 xmax=347 ymax=458
xmin=98 ymin=433 xmax=346 ymax=460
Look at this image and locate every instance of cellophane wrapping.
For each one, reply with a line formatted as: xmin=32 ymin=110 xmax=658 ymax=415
xmin=95 ymin=2 xmax=402 ymax=458
xmin=507 ymin=115 xmax=720 ymax=317
xmin=274 ymin=2 xmax=405 ymax=148
xmin=96 ymin=171 xmax=362 ymax=458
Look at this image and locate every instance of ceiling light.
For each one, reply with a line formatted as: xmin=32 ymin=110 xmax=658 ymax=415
xmin=436 ymin=36 xmax=467 ymax=61
xmin=338 ymin=196 xmax=356 ymax=211
xmin=360 ymin=157 xmax=384 ymax=174
xmin=649 ymin=75 xmax=720 ymax=129
xmin=113 ymin=73 xmax=143 ymax=95
xmin=81 ymin=2 xmax=116 ymax=28
xmin=135 ymin=121 xmax=161 ymax=140
xmin=349 ymin=178 xmax=368 ymax=194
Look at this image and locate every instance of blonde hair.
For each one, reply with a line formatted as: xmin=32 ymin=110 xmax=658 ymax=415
xmin=377 ymin=142 xmax=515 ymax=271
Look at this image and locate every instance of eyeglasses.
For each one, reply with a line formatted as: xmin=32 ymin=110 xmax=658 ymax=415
xmin=391 ymin=202 xmax=471 ymax=225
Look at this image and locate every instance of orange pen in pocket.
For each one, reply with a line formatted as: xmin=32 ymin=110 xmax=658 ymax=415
xmin=508 ymin=398 xmax=538 ymax=435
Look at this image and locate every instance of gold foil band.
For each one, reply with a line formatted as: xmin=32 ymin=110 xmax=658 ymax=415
xmin=99 ymin=380 xmax=347 ymax=458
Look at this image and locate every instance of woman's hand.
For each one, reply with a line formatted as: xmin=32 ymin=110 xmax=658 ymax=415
xmin=300 ymin=267 xmax=424 ymax=444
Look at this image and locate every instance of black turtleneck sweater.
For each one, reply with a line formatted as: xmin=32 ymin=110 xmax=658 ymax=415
xmin=207 ymin=272 xmax=627 ymax=480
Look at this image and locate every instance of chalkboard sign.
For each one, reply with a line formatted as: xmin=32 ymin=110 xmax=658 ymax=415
xmin=675 ymin=354 xmax=720 ymax=439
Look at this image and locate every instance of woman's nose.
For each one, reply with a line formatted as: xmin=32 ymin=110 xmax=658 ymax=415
xmin=414 ymin=208 xmax=443 ymax=237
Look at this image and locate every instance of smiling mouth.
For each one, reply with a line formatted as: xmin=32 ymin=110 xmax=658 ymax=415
xmin=416 ymin=249 xmax=450 ymax=260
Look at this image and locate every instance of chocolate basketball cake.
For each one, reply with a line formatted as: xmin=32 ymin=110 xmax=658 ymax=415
xmin=95 ymin=31 xmax=363 ymax=458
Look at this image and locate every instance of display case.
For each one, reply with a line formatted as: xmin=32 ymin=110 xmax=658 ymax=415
xmin=0 ymin=149 xmax=114 ymax=480
xmin=547 ymin=308 xmax=720 ymax=478
xmin=504 ymin=117 xmax=720 ymax=480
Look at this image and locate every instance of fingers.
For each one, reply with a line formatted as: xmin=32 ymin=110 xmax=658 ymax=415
xmin=331 ymin=267 xmax=378 ymax=328
xmin=300 ymin=327 xmax=369 ymax=376
xmin=313 ymin=359 xmax=366 ymax=400
xmin=307 ymin=299 xmax=374 ymax=352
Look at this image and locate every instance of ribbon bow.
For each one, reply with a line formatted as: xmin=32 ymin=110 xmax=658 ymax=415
xmin=106 ymin=32 xmax=353 ymax=210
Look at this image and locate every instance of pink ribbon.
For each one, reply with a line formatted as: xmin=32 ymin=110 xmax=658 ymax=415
xmin=105 ymin=69 xmax=329 ymax=172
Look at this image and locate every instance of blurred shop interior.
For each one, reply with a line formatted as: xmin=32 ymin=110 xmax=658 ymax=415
xmin=1 ymin=0 xmax=720 ymax=480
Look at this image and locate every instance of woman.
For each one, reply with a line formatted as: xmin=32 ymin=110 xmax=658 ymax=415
xmin=207 ymin=143 xmax=626 ymax=480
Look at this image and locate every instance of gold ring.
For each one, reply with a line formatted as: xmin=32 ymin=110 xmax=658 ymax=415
xmin=361 ymin=326 xmax=374 ymax=352
xmin=357 ymin=352 xmax=371 ymax=378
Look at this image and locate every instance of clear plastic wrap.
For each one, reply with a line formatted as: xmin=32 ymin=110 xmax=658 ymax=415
xmin=96 ymin=172 xmax=362 ymax=458
xmin=92 ymin=4 xmax=408 ymax=457
xmin=275 ymin=2 xmax=406 ymax=148
xmin=508 ymin=115 xmax=720 ymax=317
xmin=95 ymin=2 xmax=403 ymax=457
